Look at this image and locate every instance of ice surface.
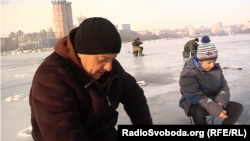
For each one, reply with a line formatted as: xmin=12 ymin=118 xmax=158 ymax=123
xmin=1 ymin=34 xmax=250 ymax=141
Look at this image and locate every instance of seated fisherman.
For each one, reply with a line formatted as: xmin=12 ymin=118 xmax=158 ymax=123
xmin=132 ymin=37 xmax=144 ymax=56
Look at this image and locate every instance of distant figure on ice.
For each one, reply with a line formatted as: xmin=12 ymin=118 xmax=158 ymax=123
xmin=29 ymin=17 xmax=152 ymax=141
xmin=132 ymin=37 xmax=144 ymax=57
xmin=179 ymin=36 xmax=243 ymax=125
xmin=183 ymin=38 xmax=199 ymax=63
xmin=183 ymin=38 xmax=199 ymax=57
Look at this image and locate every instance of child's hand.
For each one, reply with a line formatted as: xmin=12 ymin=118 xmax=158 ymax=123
xmin=218 ymin=102 xmax=223 ymax=107
xmin=218 ymin=110 xmax=229 ymax=119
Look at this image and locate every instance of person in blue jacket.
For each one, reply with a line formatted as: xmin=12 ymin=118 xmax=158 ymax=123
xmin=179 ymin=36 xmax=243 ymax=125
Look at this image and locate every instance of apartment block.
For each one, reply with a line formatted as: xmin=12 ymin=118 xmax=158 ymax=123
xmin=52 ymin=0 xmax=74 ymax=39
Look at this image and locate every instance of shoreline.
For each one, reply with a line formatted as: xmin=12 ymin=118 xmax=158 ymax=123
xmin=1 ymin=47 xmax=54 ymax=56
xmin=2 ymin=33 xmax=250 ymax=56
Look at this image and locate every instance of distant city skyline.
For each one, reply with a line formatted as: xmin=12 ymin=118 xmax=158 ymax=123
xmin=1 ymin=0 xmax=250 ymax=37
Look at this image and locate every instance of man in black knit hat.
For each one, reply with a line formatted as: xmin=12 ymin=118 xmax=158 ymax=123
xmin=29 ymin=17 xmax=153 ymax=141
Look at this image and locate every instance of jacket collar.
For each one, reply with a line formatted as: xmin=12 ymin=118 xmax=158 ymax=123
xmin=193 ymin=56 xmax=202 ymax=68
xmin=54 ymin=27 xmax=83 ymax=70
xmin=184 ymin=55 xmax=206 ymax=72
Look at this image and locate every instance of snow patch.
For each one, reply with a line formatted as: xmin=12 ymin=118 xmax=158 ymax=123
xmin=13 ymin=74 xmax=28 ymax=77
xmin=18 ymin=126 xmax=32 ymax=137
xmin=137 ymin=81 xmax=147 ymax=86
xmin=5 ymin=93 xmax=29 ymax=102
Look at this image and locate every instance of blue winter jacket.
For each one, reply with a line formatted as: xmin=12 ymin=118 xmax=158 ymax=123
xmin=179 ymin=56 xmax=230 ymax=118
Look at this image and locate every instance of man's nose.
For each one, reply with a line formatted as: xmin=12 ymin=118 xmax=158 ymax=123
xmin=104 ymin=62 xmax=112 ymax=72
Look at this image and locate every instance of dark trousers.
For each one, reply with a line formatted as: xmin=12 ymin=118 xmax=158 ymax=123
xmin=189 ymin=101 xmax=243 ymax=125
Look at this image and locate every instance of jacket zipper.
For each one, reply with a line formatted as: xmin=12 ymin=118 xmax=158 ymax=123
xmin=206 ymin=71 xmax=214 ymax=90
xmin=84 ymin=79 xmax=94 ymax=89
xmin=83 ymin=75 xmax=119 ymax=106
xmin=106 ymin=96 xmax=111 ymax=106
xmin=105 ymin=75 xmax=119 ymax=106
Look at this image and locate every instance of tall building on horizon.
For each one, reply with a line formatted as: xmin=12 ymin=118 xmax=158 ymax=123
xmin=246 ymin=21 xmax=250 ymax=28
xmin=188 ymin=25 xmax=196 ymax=36
xmin=75 ymin=13 xmax=87 ymax=27
xmin=212 ymin=22 xmax=223 ymax=34
xmin=122 ymin=24 xmax=131 ymax=30
xmin=52 ymin=0 xmax=74 ymax=39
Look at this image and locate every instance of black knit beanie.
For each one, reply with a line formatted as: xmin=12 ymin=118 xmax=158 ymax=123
xmin=74 ymin=17 xmax=121 ymax=54
xmin=194 ymin=38 xmax=199 ymax=42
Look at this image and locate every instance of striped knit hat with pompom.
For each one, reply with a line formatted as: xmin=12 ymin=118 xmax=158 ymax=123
xmin=197 ymin=36 xmax=218 ymax=61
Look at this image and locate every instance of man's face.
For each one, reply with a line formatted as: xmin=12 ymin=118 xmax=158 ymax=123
xmin=199 ymin=60 xmax=216 ymax=71
xmin=78 ymin=54 xmax=117 ymax=80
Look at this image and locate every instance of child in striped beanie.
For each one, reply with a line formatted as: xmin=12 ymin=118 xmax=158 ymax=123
xmin=196 ymin=36 xmax=218 ymax=61
xmin=196 ymin=36 xmax=218 ymax=71
xmin=179 ymin=36 xmax=243 ymax=125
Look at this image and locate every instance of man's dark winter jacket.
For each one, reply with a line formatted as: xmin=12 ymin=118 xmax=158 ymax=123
xmin=179 ymin=56 xmax=230 ymax=118
xmin=133 ymin=40 xmax=142 ymax=47
xmin=29 ymin=28 xmax=152 ymax=141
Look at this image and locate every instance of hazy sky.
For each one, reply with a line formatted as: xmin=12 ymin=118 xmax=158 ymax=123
xmin=1 ymin=0 xmax=250 ymax=37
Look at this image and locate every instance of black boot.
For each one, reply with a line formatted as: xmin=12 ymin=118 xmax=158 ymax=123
xmin=139 ymin=47 xmax=144 ymax=56
xmin=139 ymin=50 xmax=144 ymax=56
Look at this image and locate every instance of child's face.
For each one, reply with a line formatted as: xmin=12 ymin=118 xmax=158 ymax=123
xmin=199 ymin=60 xmax=216 ymax=71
